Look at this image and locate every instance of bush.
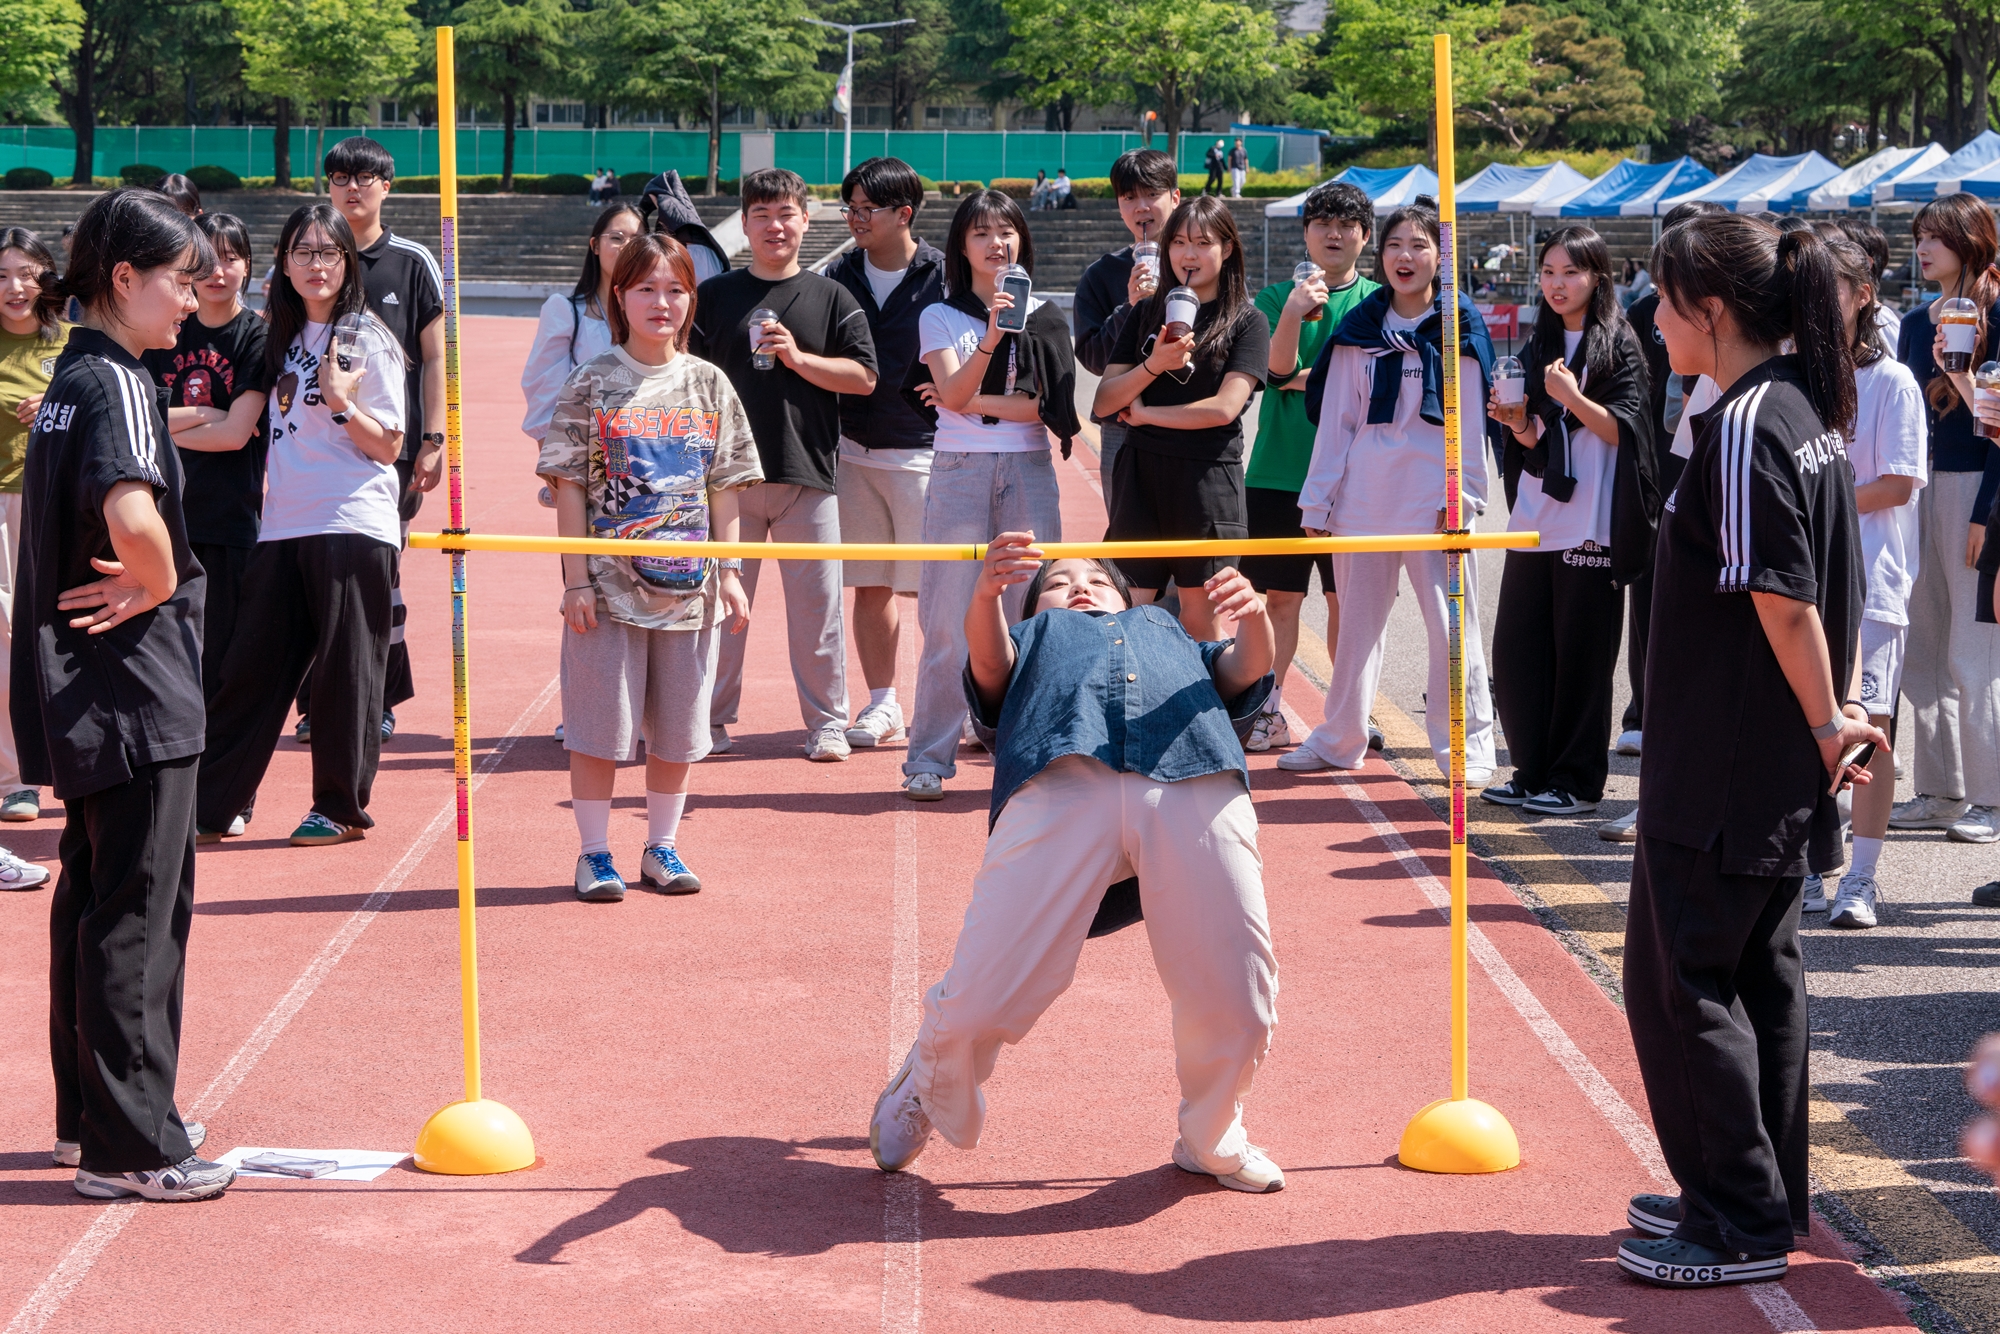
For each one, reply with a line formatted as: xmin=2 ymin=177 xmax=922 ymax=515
xmin=118 ymin=163 xmax=169 ymax=185
xmin=4 ymin=167 xmax=53 ymax=190
xmin=186 ymin=164 xmax=243 ymax=191
xmin=523 ymin=173 xmax=591 ymax=196
xmin=990 ymin=177 xmax=1036 ymax=199
xmin=619 ymin=171 xmax=654 ymax=196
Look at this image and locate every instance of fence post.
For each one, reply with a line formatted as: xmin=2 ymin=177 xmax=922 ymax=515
xmin=942 ymin=129 xmax=948 ymax=182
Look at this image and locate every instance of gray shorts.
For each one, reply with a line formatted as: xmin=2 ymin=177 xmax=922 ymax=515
xmin=1857 ymin=618 xmax=1906 ymax=717
xmin=561 ymin=616 xmax=718 ymax=763
xmin=837 ymin=451 xmax=929 ymax=594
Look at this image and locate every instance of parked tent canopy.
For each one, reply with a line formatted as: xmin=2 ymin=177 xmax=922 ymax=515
xmin=1883 ymin=130 xmax=2000 ymax=202
xmin=1655 ymin=151 xmax=1841 ymax=215
xmin=1793 ymin=144 xmax=1945 ymax=212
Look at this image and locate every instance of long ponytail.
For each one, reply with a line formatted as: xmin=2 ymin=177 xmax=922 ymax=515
xmin=1651 ymin=213 xmax=1855 ymax=435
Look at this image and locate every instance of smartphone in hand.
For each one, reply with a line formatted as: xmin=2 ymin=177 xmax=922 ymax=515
xmin=1829 ymin=740 xmax=1876 ymax=795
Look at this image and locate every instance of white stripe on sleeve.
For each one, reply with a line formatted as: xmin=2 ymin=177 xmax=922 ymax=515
xmin=1716 ymin=381 xmax=1768 ymax=591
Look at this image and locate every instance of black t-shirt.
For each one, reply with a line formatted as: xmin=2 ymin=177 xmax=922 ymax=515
xmin=358 ymin=229 xmax=444 ymax=462
xmin=689 ymin=268 xmax=877 ymax=493
xmin=1638 ymin=356 xmax=1863 ymax=876
xmin=12 ymin=327 xmax=206 ymax=800
xmin=1108 ymin=299 xmax=1268 ymax=462
xmin=141 ymin=309 xmax=271 ymax=548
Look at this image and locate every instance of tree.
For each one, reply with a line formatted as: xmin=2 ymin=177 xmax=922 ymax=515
xmin=1552 ymin=0 xmax=1740 ymax=124
xmin=591 ymin=0 xmax=829 ymax=195
xmin=1458 ymin=6 xmax=1653 ymax=150
xmin=944 ymin=0 xmax=1024 ymax=116
xmin=233 ymin=0 xmax=420 ymax=194
xmin=49 ymin=0 xmax=149 ymax=184
xmin=820 ymin=0 xmax=954 ymax=130
xmin=455 ymin=0 xmax=575 ymax=190
xmin=1320 ymin=0 xmax=1534 ymax=164
xmin=0 ymin=0 xmax=80 ymax=124
xmin=1001 ymin=0 xmax=1300 ymax=162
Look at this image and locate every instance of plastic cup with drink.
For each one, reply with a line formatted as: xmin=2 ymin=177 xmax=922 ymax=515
xmin=1941 ymin=296 xmax=1981 ymax=373
xmin=1294 ymin=261 xmax=1326 ymax=322
xmin=1977 ymin=361 xmax=2000 ymax=440
xmin=1133 ymin=241 xmax=1160 ymax=296
xmin=1492 ymin=355 xmax=1527 ymax=430
xmin=332 ymin=312 xmax=366 ymax=371
xmin=750 ymin=308 xmax=779 ymax=371
xmin=1163 ymin=284 xmax=1200 ymax=341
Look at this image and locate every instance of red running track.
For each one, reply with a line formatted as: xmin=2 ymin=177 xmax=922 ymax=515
xmin=0 ymin=316 xmax=1912 ymax=1332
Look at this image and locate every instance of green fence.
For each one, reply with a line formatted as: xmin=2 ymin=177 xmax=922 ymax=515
xmin=0 ymin=125 xmax=1279 ymax=186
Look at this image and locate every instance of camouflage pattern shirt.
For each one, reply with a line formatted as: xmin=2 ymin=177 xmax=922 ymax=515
xmin=538 ymin=346 xmax=761 ymax=631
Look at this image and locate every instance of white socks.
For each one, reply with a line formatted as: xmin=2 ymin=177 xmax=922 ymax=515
xmin=869 ymin=686 xmax=897 ymax=709
xmin=573 ymin=798 xmax=611 ymax=856
xmin=1850 ymin=835 xmax=1883 ymax=880
xmin=648 ymin=790 xmax=687 ymax=849
xmin=1268 ymin=686 xmax=1284 ymax=716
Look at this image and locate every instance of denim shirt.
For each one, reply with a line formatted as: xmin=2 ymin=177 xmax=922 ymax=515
xmin=964 ymin=604 xmax=1273 ymax=828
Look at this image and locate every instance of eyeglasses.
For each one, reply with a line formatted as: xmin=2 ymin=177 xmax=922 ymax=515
xmin=838 ymin=204 xmax=900 ymax=219
xmin=329 ymin=172 xmax=383 ymax=189
xmin=599 ymin=231 xmax=638 ymax=247
xmin=287 ymin=246 xmax=347 ymax=269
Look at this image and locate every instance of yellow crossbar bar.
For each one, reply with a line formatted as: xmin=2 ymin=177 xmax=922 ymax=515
xmin=407 ymin=532 xmax=1542 ymax=560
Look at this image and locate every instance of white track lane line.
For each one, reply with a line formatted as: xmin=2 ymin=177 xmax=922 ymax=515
xmin=1326 ymin=754 xmax=1817 ymax=1331
xmin=881 ymin=623 xmax=923 ymax=1333
xmin=4 ymin=676 xmax=561 ymax=1334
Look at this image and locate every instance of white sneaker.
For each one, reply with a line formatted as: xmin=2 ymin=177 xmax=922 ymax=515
xmin=1598 ymin=809 xmax=1638 ymax=843
xmin=1171 ymin=1136 xmax=1285 ymax=1193
xmin=1890 ymin=794 xmax=1969 ymax=829
xmin=56 ymin=1121 xmax=204 ymax=1168
xmin=708 ymin=724 xmax=732 ymax=755
xmin=870 ymin=1050 xmax=933 ymax=1172
xmin=960 ymin=714 xmax=987 ymax=752
xmin=1829 ymin=872 xmax=1880 ymax=928
xmin=1948 ymin=805 xmax=2000 ymax=843
xmin=1522 ymin=788 xmax=1598 ymax=815
xmin=1464 ymin=767 xmax=1494 ymax=788
xmin=1275 ymin=747 xmax=1337 ymax=772
xmin=845 ymin=701 xmax=906 ymax=748
xmin=903 ymin=773 xmax=944 ymax=802
xmin=1244 ymin=709 xmax=1291 ymax=752
xmin=804 ymin=724 xmax=851 ymax=762
xmin=0 ymin=846 xmax=49 ymax=890
xmin=74 ymin=1155 xmax=234 ymax=1201
xmin=1615 ymin=730 xmax=1642 ymax=756
xmin=1801 ymin=873 xmax=1828 ymax=913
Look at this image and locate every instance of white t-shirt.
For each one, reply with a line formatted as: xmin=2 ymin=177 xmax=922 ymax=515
xmin=1299 ymin=308 xmax=1489 ymax=535
xmin=1848 ymin=356 xmax=1928 ymax=624
xmin=1670 ymin=375 xmax=1719 ymax=459
xmin=863 ymin=256 xmax=906 ymax=309
xmin=1507 ymin=328 xmax=1616 ymax=552
xmin=261 ymin=316 xmax=407 ymax=549
xmin=917 ymin=300 xmax=1051 ymax=453
xmin=520 ymin=293 xmax=614 ymax=441
xmin=1873 ymin=303 xmax=1902 ymax=354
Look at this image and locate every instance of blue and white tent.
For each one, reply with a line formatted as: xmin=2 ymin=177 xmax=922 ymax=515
xmin=1791 ymin=144 xmax=1945 ymax=211
xmin=1654 ymin=151 xmax=1841 ymax=215
xmin=1931 ymin=153 xmax=2000 ymax=199
xmin=1525 ymin=157 xmax=1712 ymax=217
xmin=1882 ymin=130 xmax=2000 ymax=202
xmin=1262 ymin=163 xmax=1440 ymax=217
xmin=1455 ymin=161 xmax=1592 ymax=213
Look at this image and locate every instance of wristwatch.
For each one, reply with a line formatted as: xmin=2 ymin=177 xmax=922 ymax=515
xmin=718 ymin=559 xmax=744 ymax=571
xmin=1810 ymin=714 xmax=1843 ymax=741
xmin=329 ymin=410 xmax=350 ymax=425
xmin=422 ymin=431 xmax=445 ymax=448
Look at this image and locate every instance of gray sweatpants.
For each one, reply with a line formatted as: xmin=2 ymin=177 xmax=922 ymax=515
xmin=709 ymin=482 xmax=849 ymax=735
xmin=1905 ymin=469 xmax=2000 ymax=806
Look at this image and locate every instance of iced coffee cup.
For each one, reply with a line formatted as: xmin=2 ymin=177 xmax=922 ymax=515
xmin=1941 ymin=296 xmax=1980 ymax=373
xmin=1976 ymin=361 xmax=2000 ymax=440
xmin=1492 ymin=355 xmax=1527 ymax=430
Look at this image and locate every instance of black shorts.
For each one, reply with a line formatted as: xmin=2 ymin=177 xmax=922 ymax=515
xmin=1239 ymin=486 xmax=1335 ymax=595
xmin=1106 ymin=444 xmax=1246 ymax=590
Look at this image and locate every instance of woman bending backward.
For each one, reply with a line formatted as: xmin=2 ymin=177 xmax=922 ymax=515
xmin=1615 ymin=215 xmax=1880 ymax=1288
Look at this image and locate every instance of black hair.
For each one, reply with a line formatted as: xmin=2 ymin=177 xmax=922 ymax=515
xmin=61 ymin=188 xmax=215 ymax=320
xmin=572 ymin=203 xmax=644 ymax=304
xmin=1109 ymin=148 xmax=1177 ymax=198
xmin=1825 ymin=236 xmax=1888 ymax=368
xmin=1375 ymin=195 xmax=1442 ymax=296
xmin=155 ymin=173 xmax=202 ymax=217
xmin=1529 ymin=225 xmax=1622 ymax=386
xmin=1301 ymin=181 xmax=1372 ymax=238
xmin=841 ymin=156 xmax=923 ymax=220
xmin=323 ymin=135 xmax=396 ymax=182
xmin=264 ymin=203 xmax=374 ymax=383
xmin=1651 ymin=213 xmax=1856 ymax=434
xmin=1019 ymin=558 xmax=1133 ymax=616
xmin=740 ymin=167 xmax=811 ymax=213
xmin=1660 ymin=199 xmax=1728 ymax=230
xmin=1129 ymin=195 xmax=1251 ymax=370
xmin=1840 ymin=219 xmax=1891 ymax=281
xmin=195 ymin=212 xmax=253 ymax=294
xmin=1772 ymin=215 xmax=1813 ymax=235
xmin=943 ymin=190 xmax=1034 ymax=297
xmin=0 ymin=227 xmax=66 ymax=338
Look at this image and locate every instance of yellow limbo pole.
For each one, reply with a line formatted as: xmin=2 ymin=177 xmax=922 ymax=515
xmin=1396 ymin=33 xmax=1521 ymax=1175
xmin=412 ymin=25 xmax=536 ymax=1176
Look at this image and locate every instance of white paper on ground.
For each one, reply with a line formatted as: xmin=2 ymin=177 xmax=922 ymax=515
xmin=217 ymin=1147 xmax=410 ymax=1181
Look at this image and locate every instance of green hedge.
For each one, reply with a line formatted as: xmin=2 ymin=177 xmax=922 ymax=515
xmin=186 ymin=164 xmax=243 ymax=191
xmin=4 ymin=167 xmax=53 ymax=190
xmin=118 ymin=163 xmax=169 ymax=185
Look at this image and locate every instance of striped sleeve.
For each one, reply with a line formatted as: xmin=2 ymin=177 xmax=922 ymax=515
xmin=1713 ymin=380 xmax=1818 ymax=601
xmin=100 ymin=362 xmax=166 ymax=487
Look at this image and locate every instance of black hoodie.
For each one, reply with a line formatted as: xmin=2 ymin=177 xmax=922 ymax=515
xmin=825 ymin=239 xmax=946 ymax=451
xmin=638 ymin=171 xmax=732 ymax=278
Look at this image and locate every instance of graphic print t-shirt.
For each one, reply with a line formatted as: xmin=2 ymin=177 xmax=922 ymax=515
xmin=539 ymin=347 xmax=763 ymax=631
xmin=142 ymin=308 xmax=271 ymax=547
xmin=260 ymin=317 xmax=406 ymax=548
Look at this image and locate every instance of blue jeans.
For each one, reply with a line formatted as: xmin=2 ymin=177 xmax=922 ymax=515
xmin=904 ymin=450 xmax=1064 ymax=779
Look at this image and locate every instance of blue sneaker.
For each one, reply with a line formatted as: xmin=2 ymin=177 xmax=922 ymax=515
xmin=639 ymin=845 xmax=700 ymax=894
xmin=575 ymin=851 xmax=625 ymax=902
